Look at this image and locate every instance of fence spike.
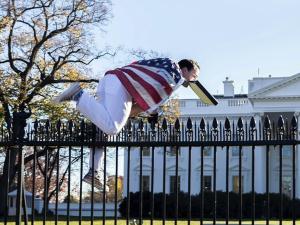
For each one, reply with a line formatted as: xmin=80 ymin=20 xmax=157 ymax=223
xmin=162 ymin=118 xmax=168 ymax=131
xmin=225 ymin=117 xmax=230 ymax=130
xmin=237 ymin=117 xmax=244 ymax=130
xmin=200 ymin=118 xmax=206 ymax=130
xmin=291 ymin=115 xmax=297 ymax=129
xmin=291 ymin=116 xmax=297 ymax=139
xmin=46 ymin=119 xmax=50 ymax=129
xmin=212 ymin=118 xmax=218 ymax=130
xmin=68 ymin=120 xmax=73 ymax=130
xmin=56 ymin=119 xmax=61 ymax=131
xmin=187 ymin=117 xmax=193 ymax=130
xmin=150 ymin=120 xmax=156 ymax=131
xmin=34 ymin=120 xmax=38 ymax=131
xmin=138 ymin=119 xmax=144 ymax=131
xmin=264 ymin=116 xmax=271 ymax=129
xmin=250 ymin=117 xmax=256 ymax=129
xmin=175 ymin=118 xmax=180 ymax=130
xmin=127 ymin=118 xmax=132 ymax=131
xmin=278 ymin=115 xmax=284 ymax=129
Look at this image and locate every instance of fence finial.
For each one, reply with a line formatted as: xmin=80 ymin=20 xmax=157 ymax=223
xmin=200 ymin=118 xmax=206 ymax=131
xmin=187 ymin=117 xmax=192 ymax=130
xmin=250 ymin=117 xmax=256 ymax=130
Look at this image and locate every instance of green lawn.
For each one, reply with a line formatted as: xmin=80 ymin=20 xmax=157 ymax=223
xmin=1 ymin=220 xmax=300 ymax=225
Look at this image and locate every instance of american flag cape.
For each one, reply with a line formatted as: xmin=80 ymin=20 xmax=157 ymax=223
xmin=105 ymin=58 xmax=183 ymax=113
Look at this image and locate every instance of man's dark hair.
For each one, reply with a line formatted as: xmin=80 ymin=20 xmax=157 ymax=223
xmin=178 ymin=59 xmax=200 ymax=71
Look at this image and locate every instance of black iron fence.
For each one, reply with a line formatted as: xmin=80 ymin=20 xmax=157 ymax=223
xmin=0 ymin=115 xmax=299 ymax=225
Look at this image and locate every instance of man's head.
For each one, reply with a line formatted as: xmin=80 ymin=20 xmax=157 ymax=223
xmin=178 ymin=59 xmax=200 ymax=81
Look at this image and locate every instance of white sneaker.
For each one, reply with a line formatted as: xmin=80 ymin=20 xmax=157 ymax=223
xmin=53 ymin=83 xmax=82 ymax=103
xmin=83 ymin=169 xmax=109 ymax=192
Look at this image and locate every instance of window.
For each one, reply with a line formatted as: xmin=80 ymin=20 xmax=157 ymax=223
xmin=170 ymin=176 xmax=181 ymax=193
xmin=203 ymin=176 xmax=212 ymax=191
xmin=197 ymin=101 xmax=208 ymax=107
xmin=167 ymin=146 xmax=181 ymax=157
xmin=142 ymin=176 xmax=150 ymax=192
xmin=141 ymin=147 xmax=150 ymax=157
xmin=282 ymin=146 xmax=292 ymax=158
xmin=282 ymin=176 xmax=292 ymax=197
xmin=179 ymin=101 xmax=186 ymax=107
xmin=232 ymin=176 xmax=244 ymax=193
xmin=202 ymin=147 xmax=212 ymax=157
xmin=232 ymin=146 xmax=243 ymax=157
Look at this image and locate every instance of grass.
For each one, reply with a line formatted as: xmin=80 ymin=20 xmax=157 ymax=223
xmin=1 ymin=219 xmax=300 ymax=225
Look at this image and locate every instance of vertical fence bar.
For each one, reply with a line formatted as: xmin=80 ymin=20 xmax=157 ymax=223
xmin=212 ymin=118 xmax=218 ymax=225
xmin=251 ymin=145 xmax=255 ymax=225
xmin=264 ymin=116 xmax=271 ymax=225
xmin=175 ymin=145 xmax=179 ymax=225
xmin=175 ymin=119 xmax=180 ymax=225
xmin=250 ymin=117 xmax=256 ymax=225
xmin=139 ymin=146 xmax=143 ymax=225
xmin=55 ymin=120 xmax=61 ymax=225
xmin=151 ymin=146 xmax=155 ymax=225
xmin=114 ymin=146 xmax=119 ymax=225
xmin=55 ymin=147 xmax=60 ymax=225
xmin=79 ymin=120 xmax=85 ymax=225
xmin=162 ymin=118 xmax=168 ymax=225
xmin=126 ymin=146 xmax=131 ymax=225
xmin=162 ymin=145 xmax=167 ymax=225
xmin=90 ymin=123 xmax=96 ymax=225
xmin=200 ymin=118 xmax=206 ymax=225
xmin=237 ymin=118 xmax=244 ymax=225
xmin=91 ymin=146 xmax=95 ymax=225
xmin=16 ymin=146 xmax=23 ymax=225
xmin=213 ymin=145 xmax=217 ymax=225
xmin=200 ymin=145 xmax=204 ymax=225
xmin=43 ymin=147 xmax=48 ymax=225
xmin=225 ymin=118 xmax=230 ymax=225
xmin=226 ymin=146 xmax=229 ymax=225
xmin=291 ymin=115 xmax=297 ymax=225
xmin=292 ymin=143 xmax=296 ymax=225
xmin=4 ymin=147 xmax=11 ymax=225
xmin=188 ymin=145 xmax=192 ymax=225
xmin=103 ymin=146 xmax=107 ymax=225
xmin=279 ymin=144 xmax=283 ymax=225
xmin=67 ymin=146 xmax=72 ymax=225
xmin=31 ymin=145 xmax=37 ymax=225
xmin=266 ymin=144 xmax=270 ymax=225
xmin=239 ymin=145 xmax=242 ymax=225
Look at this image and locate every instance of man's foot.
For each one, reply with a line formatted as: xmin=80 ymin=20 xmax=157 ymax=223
xmin=83 ymin=168 xmax=109 ymax=192
xmin=53 ymin=83 xmax=82 ymax=103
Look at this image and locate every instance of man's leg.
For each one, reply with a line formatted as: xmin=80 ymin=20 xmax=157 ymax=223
xmin=83 ymin=147 xmax=108 ymax=190
xmin=77 ymin=75 xmax=132 ymax=135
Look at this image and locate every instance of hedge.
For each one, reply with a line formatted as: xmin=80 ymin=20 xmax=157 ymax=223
xmin=118 ymin=191 xmax=300 ymax=219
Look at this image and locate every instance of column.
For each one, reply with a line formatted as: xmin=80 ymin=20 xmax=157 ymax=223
xmin=254 ymin=113 xmax=266 ymax=193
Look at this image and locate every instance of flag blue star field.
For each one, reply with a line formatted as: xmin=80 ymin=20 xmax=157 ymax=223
xmin=105 ymin=58 xmax=184 ymax=113
xmin=135 ymin=58 xmax=182 ymax=84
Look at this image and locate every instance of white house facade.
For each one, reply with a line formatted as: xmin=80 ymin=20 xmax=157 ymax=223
xmin=123 ymin=74 xmax=300 ymax=199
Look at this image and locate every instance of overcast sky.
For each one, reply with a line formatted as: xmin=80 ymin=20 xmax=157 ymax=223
xmin=93 ymin=0 xmax=300 ymax=98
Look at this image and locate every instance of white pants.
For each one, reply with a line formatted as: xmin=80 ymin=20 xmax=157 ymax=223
xmin=77 ymin=74 xmax=133 ymax=135
xmin=77 ymin=74 xmax=133 ymax=171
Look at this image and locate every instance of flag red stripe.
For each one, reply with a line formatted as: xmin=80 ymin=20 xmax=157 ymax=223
xmin=128 ymin=64 xmax=173 ymax=95
xmin=105 ymin=70 xmax=150 ymax=111
xmin=119 ymin=68 xmax=162 ymax=104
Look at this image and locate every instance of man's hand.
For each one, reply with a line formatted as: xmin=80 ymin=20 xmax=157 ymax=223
xmin=147 ymin=113 xmax=159 ymax=124
xmin=130 ymin=104 xmax=144 ymax=117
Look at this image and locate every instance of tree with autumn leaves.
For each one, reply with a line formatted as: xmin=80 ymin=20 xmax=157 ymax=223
xmin=0 ymin=0 xmax=181 ymax=215
xmin=0 ymin=0 xmax=114 ymax=214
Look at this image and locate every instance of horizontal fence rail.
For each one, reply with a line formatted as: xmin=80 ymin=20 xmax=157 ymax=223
xmin=0 ymin=115 xmax=299 ymax=225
